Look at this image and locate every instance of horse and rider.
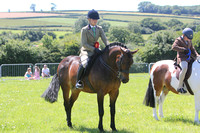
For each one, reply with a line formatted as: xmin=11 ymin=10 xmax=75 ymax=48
xmin=172 ymin=28 xmax=199 ymax=93
xmin=144 ymin=28 xmax=200 ymax=124
xmin=76 ymin=9 xmax=109 ymax=89
xmin=42 ymin=9 xmax=138 ymax=132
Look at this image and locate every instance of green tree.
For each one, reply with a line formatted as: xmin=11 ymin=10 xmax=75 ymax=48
xmin=109 ymin=27 xmax=130 ymax=43
xmin=97 ymin=19 xmax=111 ymax=32
xmin=141 ymin=18 xmax=166 ymax=31
xmin=128 ymin=22 xmax=141 ymax=34
xmin=74 ymin=16 xmax=88 ymax=33
xmin=139 ymin=30 xmax=178 ymax=63
xmin=192 ymin=31 xmax=200 ymax=53
xmin=41 ymin=35 xmax=54 ymax=49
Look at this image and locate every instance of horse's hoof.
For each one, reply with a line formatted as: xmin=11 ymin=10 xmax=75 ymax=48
xmin=67 ymin=122 xmax=73 ymax=128
xmin=112 ymin=129 xmax=118 ymax=132
xmin=194 ymin=121 xmax=200 ymax=125
xmin=99 ymin=127 xmax=104 ymax=132
xmin=99 ymin=129 xmax=105 ymax=133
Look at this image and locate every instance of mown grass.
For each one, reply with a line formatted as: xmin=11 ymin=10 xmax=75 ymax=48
xmin=0 ymin=73 xmax=199 ymax=132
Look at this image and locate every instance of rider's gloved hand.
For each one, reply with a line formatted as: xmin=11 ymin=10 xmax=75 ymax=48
xmin=184 ymin=48 xmax=189 ymax=54
xmin=94 ymin=48 xmax=102 ymax=54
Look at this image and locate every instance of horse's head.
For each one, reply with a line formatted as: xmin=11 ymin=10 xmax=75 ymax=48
xmin=116 ymin=47 xmax=139 ymax=83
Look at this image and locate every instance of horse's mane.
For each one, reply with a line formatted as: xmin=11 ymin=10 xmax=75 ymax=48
xmin=102 ymin=42 xmax=127 ymax=53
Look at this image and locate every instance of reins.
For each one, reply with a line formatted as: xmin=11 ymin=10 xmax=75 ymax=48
xmin=99 ymin=55 xmax=120 ymax=78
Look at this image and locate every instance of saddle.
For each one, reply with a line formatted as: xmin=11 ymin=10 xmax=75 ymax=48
xmin=174 ymin=58 xmax=194 ymax=95
xmin=81 ymin=51 xmax=102 ymax=92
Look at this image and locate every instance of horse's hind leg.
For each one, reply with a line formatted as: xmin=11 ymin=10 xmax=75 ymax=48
xmin=158 ymin=87 xmax=169 ymax=118
xmin=62 ymin=84 xmax=80 ymax=128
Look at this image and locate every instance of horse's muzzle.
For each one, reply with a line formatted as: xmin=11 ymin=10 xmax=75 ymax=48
xmin=121 ymin=78 xmax=129 ymax=83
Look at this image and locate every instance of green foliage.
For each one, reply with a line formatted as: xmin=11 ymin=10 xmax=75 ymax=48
xmin=74 ymin=16 xmax=88 ymax=33
xmin=128 ymin=22 xmax=141 ymax=34
xmin=109 ymin=27 xmax=130 ymax=43
xmin=141 ymin=18 xmax=166 ymax=31
xmin=138 ymin=1 xmax=200 ymax=15
xmin=139 ymin=30 xmax=178 ymax=63
xmin=97 ymin=19 xmax=111 ymax=32
xmin=192 ymin=31 xmax=200 ymax=53
xmin=165 ymin=19 xmax=184 ymax=31
xmin=0 ymin=39 xmax=39 ymax=64
xmin=21 ymin=30 xmax=45 ymax=42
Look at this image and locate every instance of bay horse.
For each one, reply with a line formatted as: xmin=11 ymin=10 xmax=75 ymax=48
xmin=143 ymin=58 xmax=200 ymax=124
xmin=41 ymin=42 xmax=138 ymax=132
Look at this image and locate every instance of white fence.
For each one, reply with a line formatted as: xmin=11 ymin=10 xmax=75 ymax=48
xmin=0 ymin=63 xmax=155 ymax=80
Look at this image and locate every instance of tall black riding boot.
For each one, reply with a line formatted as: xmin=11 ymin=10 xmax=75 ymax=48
xmin=75 ymin=65 xmax=85 ymax=89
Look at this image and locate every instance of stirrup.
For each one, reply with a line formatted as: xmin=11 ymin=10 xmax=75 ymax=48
xmin=177 ymin=88 xmax=187 ymax=93
xmin=75 ymin=80 xmax=84 ymax=89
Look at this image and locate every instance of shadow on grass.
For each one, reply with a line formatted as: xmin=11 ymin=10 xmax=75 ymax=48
xmin=164 ymin=115 xmax=195 ymax=125
xmin=55 ymin=125 xmax=134 ymax=133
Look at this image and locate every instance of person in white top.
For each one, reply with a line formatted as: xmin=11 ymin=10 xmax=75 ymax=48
xmin=42 ymin=64 xmax=50 ymax=78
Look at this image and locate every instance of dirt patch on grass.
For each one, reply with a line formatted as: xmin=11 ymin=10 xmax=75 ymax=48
xmin=0 ymin=12 xmax=64 ymax=18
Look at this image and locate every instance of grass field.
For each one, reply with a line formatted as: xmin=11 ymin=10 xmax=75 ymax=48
xmin=0 ymin=73 xmax=199 ymax=133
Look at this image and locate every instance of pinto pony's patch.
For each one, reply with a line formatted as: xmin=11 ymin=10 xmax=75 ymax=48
xmin=144 ymin=59 xmax=200 ymax=124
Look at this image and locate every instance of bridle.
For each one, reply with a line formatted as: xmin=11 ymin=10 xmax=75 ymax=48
xmin=116 ymin=54 xmax=130 ymax=74
xmin=99 ymin=53 xmax=129 ymax=79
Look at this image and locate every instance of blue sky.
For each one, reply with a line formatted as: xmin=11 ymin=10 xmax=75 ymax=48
xmin=0 ymin=0 xmax=200 ymax=12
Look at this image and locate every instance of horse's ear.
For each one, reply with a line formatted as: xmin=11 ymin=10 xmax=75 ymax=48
xmin=131 ymin=49 xmax=139 ymax=55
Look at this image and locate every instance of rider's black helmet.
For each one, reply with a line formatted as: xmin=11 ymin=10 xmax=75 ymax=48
xmin=182 ymin=28 xmax=193 ymax=40
xmin=87 ymin=9 xmax=100 ymax=19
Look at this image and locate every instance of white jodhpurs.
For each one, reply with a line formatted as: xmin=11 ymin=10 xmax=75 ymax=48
xmin=178 ymin=61 xmax=188 ymax=88
xmin=80 ymin=55 xmax=89 ymax=68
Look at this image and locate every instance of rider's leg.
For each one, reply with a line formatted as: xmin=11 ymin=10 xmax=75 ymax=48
xmin=75 ymin=55 xmax=88 ymax=89
xmin=178 ymin=61 xmax=188 ymax=93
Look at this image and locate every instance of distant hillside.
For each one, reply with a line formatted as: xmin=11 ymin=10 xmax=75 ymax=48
xmin=138 ymin=1 xmax=200 ymax=15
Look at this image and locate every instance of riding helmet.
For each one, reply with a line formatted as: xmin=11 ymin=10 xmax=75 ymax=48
xmin=182 ymin=28 xmax=193 ymax=40
xmin=87 ymin=9 xmax=100 ymax=19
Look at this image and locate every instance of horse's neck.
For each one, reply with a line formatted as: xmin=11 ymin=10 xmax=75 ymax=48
xmin=102 ymin=48 xmax=119 ymax=70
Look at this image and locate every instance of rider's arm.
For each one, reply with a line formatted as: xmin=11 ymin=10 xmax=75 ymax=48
xmin=99 ymin=26 xmax=109 ymax=46
xmin=81 ymin=28 xmax=95 ymax=52
xmin=172 ymin=39 xmax=187 ymax=52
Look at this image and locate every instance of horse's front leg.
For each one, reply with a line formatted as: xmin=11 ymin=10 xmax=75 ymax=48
xmin=97 ymin=92 xmax=105 ymax=132
xmin=109 ymin=89 xmax=119 ymax=131
xmin=194 ymin=92 xmax=200 ymax=124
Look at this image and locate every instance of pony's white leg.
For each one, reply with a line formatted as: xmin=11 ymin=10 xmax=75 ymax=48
xmin=153 ymin=108 xmax=159 ymax=120
xmin=158 ymin=91 xmax=166 ymax=118
xmin=194 ymin=92 xmax=200 ymax=124
xmin=153 ymin=96 xmax=159 ymax=120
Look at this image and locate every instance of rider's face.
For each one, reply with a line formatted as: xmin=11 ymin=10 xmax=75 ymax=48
xmin=183 ymin=35 xmax=191 ymax=41
xmin=88 ymin=19 xmax=98 ymax=26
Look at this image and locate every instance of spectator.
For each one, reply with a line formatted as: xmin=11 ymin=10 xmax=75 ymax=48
xmin=24 ymin=67 xmax=34 ymax=80
xmin=42 ymin=64 xmax=50 ymax=78
xmin=34 ymin=66 xmax=40 ymax=80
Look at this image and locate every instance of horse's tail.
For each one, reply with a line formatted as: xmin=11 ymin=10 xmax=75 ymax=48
xmin=143 ymin=78 xmax=155 ymax=108
xmin=41 ymin=74 xmax=60 ymax=103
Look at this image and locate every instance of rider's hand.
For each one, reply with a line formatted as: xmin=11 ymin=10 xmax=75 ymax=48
xmin=94 ymin=48 xmax=102 ymax=54
xmin=184 ymin=49 xmax=189 ymax=54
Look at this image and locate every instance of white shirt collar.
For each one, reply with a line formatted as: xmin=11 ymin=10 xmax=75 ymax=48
xmin=90 ymin=25 xmax=96 ymax=28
